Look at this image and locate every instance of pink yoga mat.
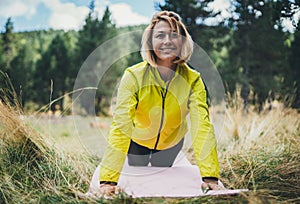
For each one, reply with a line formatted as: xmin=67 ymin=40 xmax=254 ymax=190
xmin=86 ymin=151 xmax=248 ymax=198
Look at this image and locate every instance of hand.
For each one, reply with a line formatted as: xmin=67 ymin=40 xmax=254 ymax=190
xmin=95 ymin=183 xmax=121 ymax=198
xmin=201 ymin=178 xmax=224 ymax=193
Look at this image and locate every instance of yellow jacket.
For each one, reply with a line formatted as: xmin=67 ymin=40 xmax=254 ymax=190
xmin=100 ymin=61 xmax=220 ymax=183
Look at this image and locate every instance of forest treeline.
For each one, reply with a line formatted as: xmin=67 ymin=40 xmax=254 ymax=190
xmin=0 ymin=0 xmax=299 ymax=115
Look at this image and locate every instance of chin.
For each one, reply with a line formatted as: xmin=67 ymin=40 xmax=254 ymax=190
xmin=158 ymin=54 xmax=178 ymax=61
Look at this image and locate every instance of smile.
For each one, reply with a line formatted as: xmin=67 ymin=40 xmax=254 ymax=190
xmin=159 ymin=48 xmax=177 ymax=51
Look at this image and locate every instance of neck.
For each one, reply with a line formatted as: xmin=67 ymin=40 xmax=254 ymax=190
xmin=156 ymin=62 xmax=176 ymax=82
xmin=156 ymin=59 xmax=176 ymax=70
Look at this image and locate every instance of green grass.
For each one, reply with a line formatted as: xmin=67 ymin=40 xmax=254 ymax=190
xmin=0 ymin=98 xmax=299 ymax=203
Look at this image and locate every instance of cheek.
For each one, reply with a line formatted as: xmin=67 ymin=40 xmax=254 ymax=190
xmin=152 ymin=38 xmax=160 ymax=49
xmin=175 ymin=38 xmax=182 ymax=47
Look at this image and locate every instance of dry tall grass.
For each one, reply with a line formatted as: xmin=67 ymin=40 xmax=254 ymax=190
xmin=216 ymin=97 xmax=300 ymax=203
xmin=0 ymin=88 xmax=299 ymax=203
xmin=0 ymin=100 xmax=98 ymax=203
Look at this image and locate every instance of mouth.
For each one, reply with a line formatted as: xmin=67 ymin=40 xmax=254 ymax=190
xmin=159 ymin=47 xmax=177 ymax=52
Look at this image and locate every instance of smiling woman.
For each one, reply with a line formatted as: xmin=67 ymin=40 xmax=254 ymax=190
xmin=96 ymin=10 xmax=224 ymax=197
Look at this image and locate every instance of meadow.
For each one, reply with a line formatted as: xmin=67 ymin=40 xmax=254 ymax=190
xmin=0 ymin=97 xmax=299 ymax=203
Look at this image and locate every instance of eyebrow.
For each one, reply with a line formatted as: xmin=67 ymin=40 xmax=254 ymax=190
xmin=153 ymin=30 xmax=176 ymax=33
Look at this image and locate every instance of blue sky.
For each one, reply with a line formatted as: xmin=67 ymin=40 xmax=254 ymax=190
xmin=0 ymin=0 xmax=166 ymax=31
xmin=0 ymin=0 xmax=296 ymax=32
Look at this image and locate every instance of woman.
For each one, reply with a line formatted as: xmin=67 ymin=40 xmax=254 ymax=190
xmin=99 ymin=11 xmax=222 ymax=196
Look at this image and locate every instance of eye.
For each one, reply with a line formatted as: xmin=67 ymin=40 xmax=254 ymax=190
xmin=155 ymin=33 xmax=165 ymax=39
xmin=170 ymin=32 xmax=179 ymax=38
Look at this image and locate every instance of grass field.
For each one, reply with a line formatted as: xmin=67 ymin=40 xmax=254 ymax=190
xmin=0 ymin=99 xmax=299 ymax=203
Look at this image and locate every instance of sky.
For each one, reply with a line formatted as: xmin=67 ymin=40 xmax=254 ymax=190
xmin=0 ymin=0 xmax=297 ymax=32
xmin=0 ymin=0 xmax=164 ymax=31
xmin=0 ymin=0 xmax=232 ymax=32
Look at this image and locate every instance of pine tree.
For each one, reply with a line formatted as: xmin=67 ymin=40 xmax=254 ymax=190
xmin=227 ymin=0 xmax=287 ymax=112
xmin=286 ymin=21 xmax=300 ymax=109
xmin=33 ymin=34 xmax=71 ymax=110
xmin=10 ymin=44 xmax=35 ymax=106
xmin=74 ymin=4 xmax=119 ymax=115
xmin=0 ymin=17 xmax=16 ymax=74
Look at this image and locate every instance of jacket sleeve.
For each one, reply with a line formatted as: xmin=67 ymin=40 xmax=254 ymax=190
xmin=100 ymin=70 xmax=138 ymax=183
xmin=188 ymin=74 xmax=220 ymax=179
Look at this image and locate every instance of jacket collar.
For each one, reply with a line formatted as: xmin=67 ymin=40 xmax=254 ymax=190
xmin=147 ymin=63 xmax=180 ymax=86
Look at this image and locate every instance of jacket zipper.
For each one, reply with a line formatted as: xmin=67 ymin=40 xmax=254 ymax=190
xmin=153 ymin=82 xmax=170 ymax=150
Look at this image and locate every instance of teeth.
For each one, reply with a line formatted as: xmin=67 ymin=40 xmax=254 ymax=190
xmin=161 ymin=48 xmax=176 ymax=51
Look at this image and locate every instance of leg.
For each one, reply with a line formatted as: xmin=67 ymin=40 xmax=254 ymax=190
xmin=150 ymin=139 xmax=184 ymax=167
xmin=127 ymin=140 xmax=151 ymax=166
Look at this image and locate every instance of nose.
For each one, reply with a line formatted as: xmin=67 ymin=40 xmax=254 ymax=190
xmin=163 ymin=34 xmax=172 ymax=44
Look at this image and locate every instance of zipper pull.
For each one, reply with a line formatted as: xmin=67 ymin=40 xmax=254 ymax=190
xmin=161 ymin=87 xmax=166 ymax=98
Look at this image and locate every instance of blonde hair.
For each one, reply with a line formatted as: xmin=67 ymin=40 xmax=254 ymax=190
xmin=141 ymin=11 xmax=194 ymax=67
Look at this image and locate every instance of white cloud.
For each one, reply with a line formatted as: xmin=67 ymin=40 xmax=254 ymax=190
xmin=42 ymin=0 xmax=89 ymax=30
xmin=156 ymin=0 xmax=165 ymax=4
xmin=0 ymin=0 xmax=151 ymax=30
xmin=42 ymin=0 xmax=149 ymax=30
xmin=109 ymin=3 xmax=150 ymax=27
xmin=95 ymin=0 xmax=110 ymax=9
xmin=0 ymin=0 xmax=38 ymax=18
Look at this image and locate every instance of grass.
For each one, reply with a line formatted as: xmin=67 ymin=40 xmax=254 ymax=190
xmin=0 ymin=101 xmax=96 ymax=203
xmin=0 ymin=93 xmax=299 ymax=203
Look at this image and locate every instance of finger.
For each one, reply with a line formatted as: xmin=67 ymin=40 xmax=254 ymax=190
xmin=208 ymin=183 xmax=224 ymax=190
xmin=201 ymin=183 xmax=210 ymax=193
xmin=201 ymin=182 xmax=209 ymax=189
xmin=208 ymin=183 xmax=217 ymax=190
xmin=98 ymin=186 xmax=121 ymax=197
xmin=114 ymin=186 xmax=121 ymax=194
xmin=97 ymin=188 xmax=112 ymax=197
xmin=106 ymin=187 xmax=116 ymax=195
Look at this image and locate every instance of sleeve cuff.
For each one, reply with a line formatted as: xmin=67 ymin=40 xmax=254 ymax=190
xmin=202 ymin=177 xmax=219 ymax=182
xmin=99 ymin=181 xmax=118 ymax=185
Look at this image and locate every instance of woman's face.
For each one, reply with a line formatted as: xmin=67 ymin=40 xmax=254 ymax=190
xmin=152 ymin=20 xmax=182 ymax=65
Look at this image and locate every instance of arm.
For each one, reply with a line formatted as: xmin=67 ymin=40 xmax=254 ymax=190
xmin=188 ymin=74 xmax=220 ymax=181
xmin=100 ymin=70 xmax=138 ymax=183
